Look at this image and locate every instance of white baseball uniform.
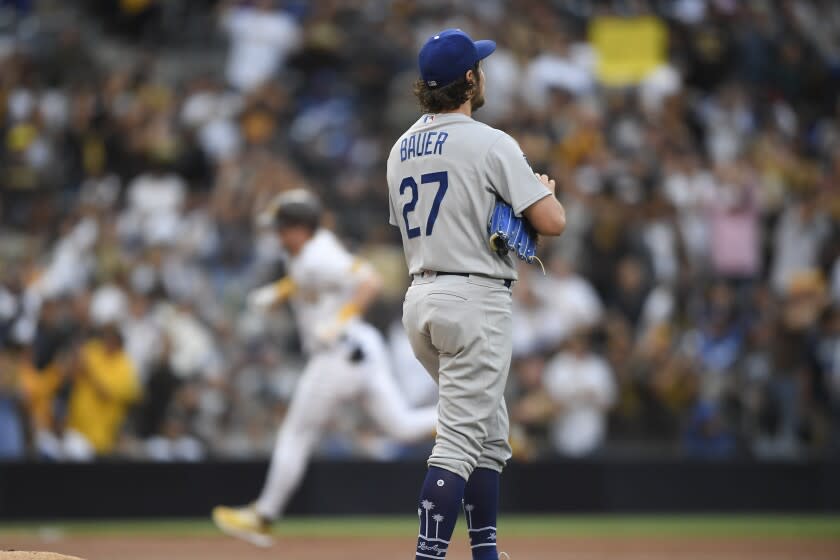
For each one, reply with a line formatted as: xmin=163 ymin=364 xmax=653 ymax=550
xmin=254 ymin=229 xmax=437 ymax=520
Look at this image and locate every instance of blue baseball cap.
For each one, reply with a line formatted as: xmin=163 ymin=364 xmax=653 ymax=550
xmin=419 ymin=29 xmax=496 ymax=89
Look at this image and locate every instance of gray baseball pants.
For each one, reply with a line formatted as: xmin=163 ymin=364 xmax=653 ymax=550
xmin=402 ymin=272 xmax=513 ymax=481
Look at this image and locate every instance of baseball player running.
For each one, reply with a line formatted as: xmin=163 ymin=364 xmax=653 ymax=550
xmin=387 ymin=29 xmax=566 ymax=560
xmin=212 ymin=190 xmax=438 ymax=547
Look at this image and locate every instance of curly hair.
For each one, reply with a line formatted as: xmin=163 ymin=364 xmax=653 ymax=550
xmin=413 ymin=63 xmax=480 ymax=113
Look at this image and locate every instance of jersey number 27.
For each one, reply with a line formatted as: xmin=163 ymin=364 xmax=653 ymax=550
xmin=399 ymin=171 xmax=448 ymax=239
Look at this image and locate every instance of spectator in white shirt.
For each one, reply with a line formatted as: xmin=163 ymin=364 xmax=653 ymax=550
xmin=770 ymin=191 xmax=830 ymax=294
xmin=221 ymin=0 xmax=302 ymax=92
xmin=543 ymin=331 xmax=617 ymax=457
xmin=479 ymin=41 xmax=522 ymax=124
xmin=522 ymin=33 xmax=594 ymax=110
xmin=119 ymin=163 xmax=187 ymax=247
xmin=662 ymin=151 xmax=716 ymax=268
xmin=122 ymin=292 xmax=163 ymax=384
xmin=512 ymin=258 xmax=602 ymax=357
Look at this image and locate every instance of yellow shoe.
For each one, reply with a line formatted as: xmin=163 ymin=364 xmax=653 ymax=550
xmin=212 ymin=505 xmax=273 ymax=547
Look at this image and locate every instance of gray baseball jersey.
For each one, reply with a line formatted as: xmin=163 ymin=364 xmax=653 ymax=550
xmin=387 ymin=112 xmax=550 ymax=280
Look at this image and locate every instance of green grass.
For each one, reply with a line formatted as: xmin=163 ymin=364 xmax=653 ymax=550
xmin=1 ymin=515 xmax=839 ymax=539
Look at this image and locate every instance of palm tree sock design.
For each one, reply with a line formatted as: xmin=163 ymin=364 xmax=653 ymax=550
xmin=415 ymin=466 xmax=466 ymax=559
xmin=463 ymin=467 xmax=500 ymax=560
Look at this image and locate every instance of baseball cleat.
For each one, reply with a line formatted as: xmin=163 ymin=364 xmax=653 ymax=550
xmin=499 ymin=553 xmax=511 ymax=559
xmin=212 ymin=505 xmax=274 ymax=547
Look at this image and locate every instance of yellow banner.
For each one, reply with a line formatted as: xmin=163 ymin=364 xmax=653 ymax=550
xmin=589 ymin=16 xmax=667 ymax=86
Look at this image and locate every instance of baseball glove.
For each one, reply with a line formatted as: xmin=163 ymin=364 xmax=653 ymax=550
xmin=488 ymin=200 xmax=544 ymax=272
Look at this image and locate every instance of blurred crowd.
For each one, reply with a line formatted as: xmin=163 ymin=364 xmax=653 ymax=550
xmin=1 ymin=0 xmax=840 ymax=462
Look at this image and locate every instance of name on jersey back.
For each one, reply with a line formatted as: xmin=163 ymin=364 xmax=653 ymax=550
xmin=400 ymin=131 xmax=448 ymax=161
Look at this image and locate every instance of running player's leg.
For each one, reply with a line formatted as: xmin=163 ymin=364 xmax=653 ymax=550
xmin=213 ymin=353 xmax=344 ymax=546
xmin=354 ymin=324 xmax=437 ymax=441
xmin=254 ymin=353 xmax=345 ymax=520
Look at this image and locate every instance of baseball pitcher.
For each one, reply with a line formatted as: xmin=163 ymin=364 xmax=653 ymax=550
xmin=387 ymin=29 xmax=566 ymax=560
xmin=212 ymin=190 xmax=438 ymax=547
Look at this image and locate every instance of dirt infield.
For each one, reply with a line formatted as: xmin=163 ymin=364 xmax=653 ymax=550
xmin=0 ymin=553 xmax=84 ymax=560
xmin=2 ymin=534 xmax=840 ymax=560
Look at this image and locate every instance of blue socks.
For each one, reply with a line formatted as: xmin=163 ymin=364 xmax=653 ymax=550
xmin=414 ymin=467 xmax=502 ymax=559
xmin=464 ymin=468 xmax=500 ymax=560
xmin=415 ymin=466 xmax=466 ymax=559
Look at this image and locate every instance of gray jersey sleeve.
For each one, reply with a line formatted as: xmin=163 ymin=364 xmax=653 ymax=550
xmin=484 ymin=133 xmax=551 ymax=216
xmin=386 ymin=156 xmax=399 ymax=227
xmin=388 ymin=192 xmax=398 ymax=227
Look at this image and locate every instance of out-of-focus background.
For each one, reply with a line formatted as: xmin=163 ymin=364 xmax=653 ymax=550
xmin=0 ymin=1 xmax=839 ymax=555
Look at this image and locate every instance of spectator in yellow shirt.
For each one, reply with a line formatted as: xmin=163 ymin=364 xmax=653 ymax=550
xmin=18 ymin=346 xmax=68 ymax=433
xmin=66 ymin=326 xmax=140 ymax=458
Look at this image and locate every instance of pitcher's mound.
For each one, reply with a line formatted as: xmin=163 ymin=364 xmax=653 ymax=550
xmin=0 ymin=553 xmax=84 ymax=560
